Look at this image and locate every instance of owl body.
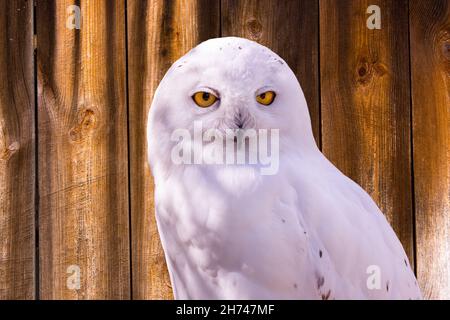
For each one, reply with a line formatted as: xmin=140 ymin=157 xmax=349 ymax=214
xmin=148 ymin=37 xmax=422 ymax=299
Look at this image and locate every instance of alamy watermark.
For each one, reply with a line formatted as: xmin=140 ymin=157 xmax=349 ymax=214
xmin=366 ymin=265 xmax=382 ymax=290
xmin=66 ymin=264 xmax=81 ymax=290
xmin=66 ymin=5 xmax=81 ymax=30
xmin=366 ymin=5 xmax=381 ymax=30
xmin=170 ymin=121 xmax=279 ymax=175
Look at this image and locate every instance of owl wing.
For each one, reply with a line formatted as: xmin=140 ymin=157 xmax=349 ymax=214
xmin=290 ymin=156 xmax=422 ymax=299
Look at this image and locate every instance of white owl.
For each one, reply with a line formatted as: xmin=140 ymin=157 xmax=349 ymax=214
xmin=147 ymin=37 xmax=422 ymax=300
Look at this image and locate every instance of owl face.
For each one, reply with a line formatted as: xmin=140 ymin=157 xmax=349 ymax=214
xmin=148 ymin=37 xmax=317 ymax=175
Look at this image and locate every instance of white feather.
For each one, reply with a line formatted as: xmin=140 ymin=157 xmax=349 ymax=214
xmin=147 ymin=37 xmax=422 ymax=299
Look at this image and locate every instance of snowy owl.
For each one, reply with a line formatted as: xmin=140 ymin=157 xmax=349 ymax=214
xmin=147 ymin=37 xmax=422 ymax=300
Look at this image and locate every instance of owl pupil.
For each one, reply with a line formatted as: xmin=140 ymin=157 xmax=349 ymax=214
xmin=202 ymin=92 xmax=210 ymax=100
xmin=260 ymin=93 xmax=266 ymax=99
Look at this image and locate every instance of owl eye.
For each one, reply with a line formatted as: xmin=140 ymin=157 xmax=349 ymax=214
xmin=192 ymin=91 xmax=218 ymax=108
xmin=256 ymin=91 xmax=276 ymax=105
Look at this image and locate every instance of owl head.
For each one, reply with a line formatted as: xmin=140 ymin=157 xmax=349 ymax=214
xmin=147 ymin=37 xmax=317 ymax=179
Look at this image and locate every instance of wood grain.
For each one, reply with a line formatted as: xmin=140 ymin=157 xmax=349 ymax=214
xmin=127 ymin=0 xmax=220 ymax=299
xmin=320 ymin=0 xmax=414 ymax=261
xmin=0 ymin=0 xmax=446 ymax=301
xmin=0 ymin=0 xmax=35 ymax=300
xmin=37 ymin=0 xmax=130 ymax=299
xmin=410 ymin=0 xmax=450 ymax=300
xmin=221 ymin=0 xmax=320 ymax=145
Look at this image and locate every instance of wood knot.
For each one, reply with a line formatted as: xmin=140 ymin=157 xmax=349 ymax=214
xmin=69 ymin=108 xmax=97 ymax=142
xmin=442 ymin=41 xmax=450 ymax=59
xmin=358 ymin=66 xmax=367 ymax=77
xmin=0 ymin=141 xmax=20 ymax=161
xmin=246 ymin=18 xmax=262 ymax=40
xmin=435 ymin=29 xmax=450 ymax=72
xmin=437 ymin=29 xmax=450 ymax=63
xmin=355 ymin=57 xmax=388 ymax=86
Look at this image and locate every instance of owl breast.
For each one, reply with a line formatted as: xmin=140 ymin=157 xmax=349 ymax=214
xmin=154 ymin=165 xmax=335 ymax=299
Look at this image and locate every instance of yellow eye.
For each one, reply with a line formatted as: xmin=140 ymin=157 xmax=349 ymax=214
xmin=256 ymin=91 xmax=276 ymax=105
xmin=192 ymin=91 xmax=218 ymax=108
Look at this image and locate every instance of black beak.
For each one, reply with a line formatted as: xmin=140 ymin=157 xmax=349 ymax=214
xmin=235 ymin=112 xmax=244 ymax=129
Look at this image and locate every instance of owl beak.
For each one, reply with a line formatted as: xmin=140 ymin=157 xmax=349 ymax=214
xmin=218 ymin=108 xmax=255 ymax=132
xmin=234 ymin=111 xmax=244 ymax=129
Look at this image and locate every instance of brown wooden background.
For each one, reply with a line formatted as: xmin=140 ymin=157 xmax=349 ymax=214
xmin=0 ymin=0 xmax=448 ymax=300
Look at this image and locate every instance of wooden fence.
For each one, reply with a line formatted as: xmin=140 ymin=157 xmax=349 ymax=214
xmin=0 ymin=0 xmax=448 ymax=299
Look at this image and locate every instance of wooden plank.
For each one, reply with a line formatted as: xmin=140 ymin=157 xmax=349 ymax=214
xmin=37 ymin=0 xmax=130 ymax=299
xmin=410 ymin=0 xmax=450 ymax=300
xmin=127 ymin=0 xmax=220 ymax=299
xmin=319 ymin=0 xmax=414 ymax=261
xmin=222 ymin=0 xmax=320 ymax=145
xmin=0 ymin=0 xmax=35 ymax=300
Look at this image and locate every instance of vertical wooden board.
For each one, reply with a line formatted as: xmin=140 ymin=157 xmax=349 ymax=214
xmin=0 ymin=0 xmax=35 ymax=300
xmin=410 ymin=0 xmax=450 ymax=300
xmin=127 ymin=0 xmax=220 ymax=299
xmin=221 ymin=0 xmax=320 ymax=145
xmin=320 ymin=0 xmax=414 ymax=261
xmin=37 ymin=0 xmax=130 ymax=299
